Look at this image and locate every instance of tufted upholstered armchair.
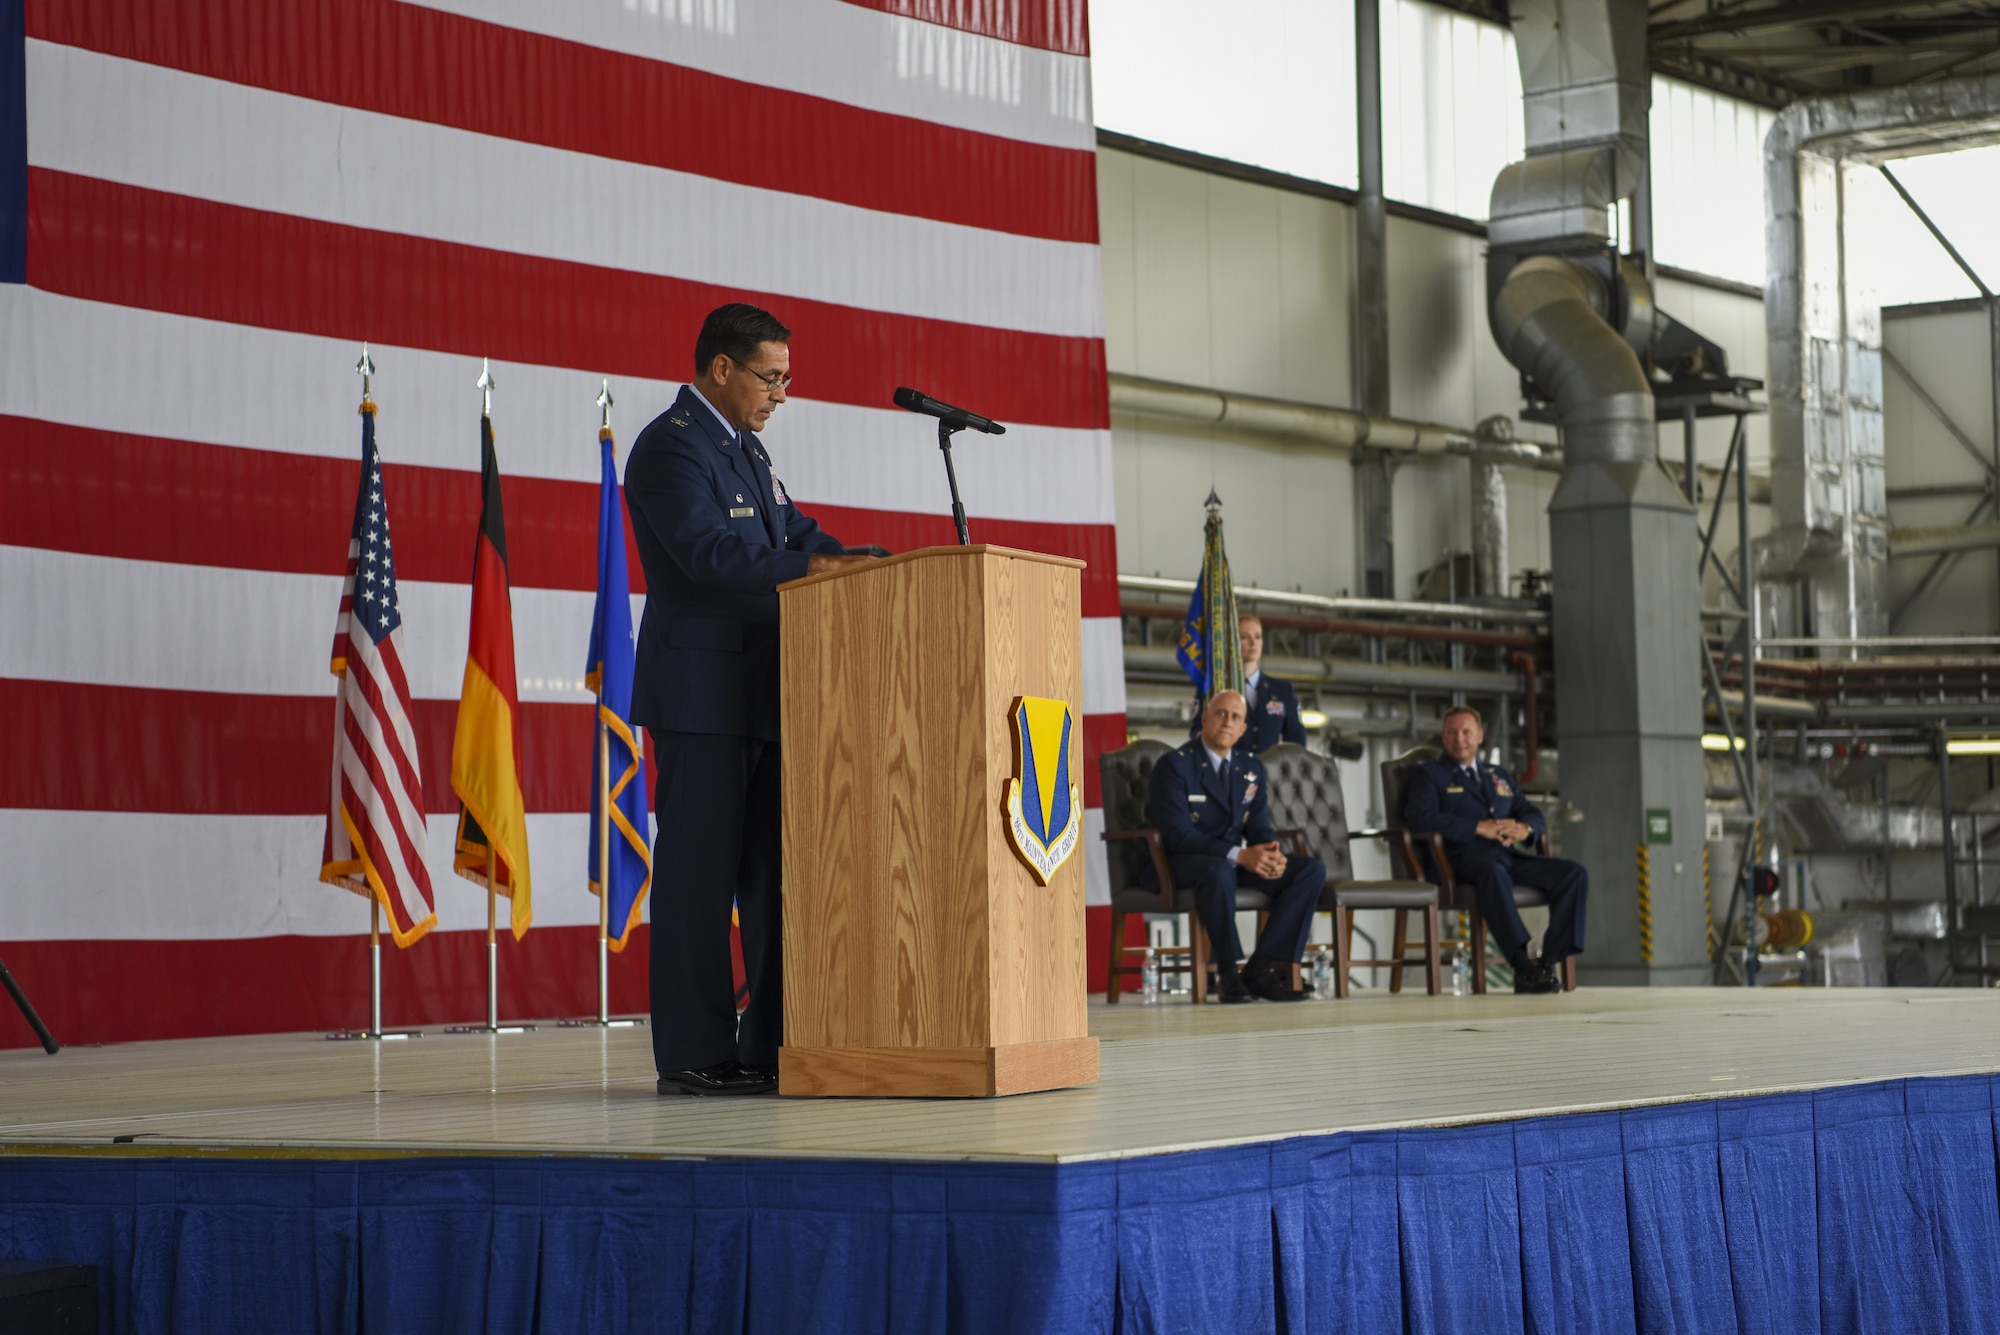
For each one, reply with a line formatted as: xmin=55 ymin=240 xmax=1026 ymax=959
xmin=1379 ymin=745 xmax=1575 ymax=992
xmin=1096 ymin=739 xmax=1278 ymax=1004
xmin=1259 ymin=743 xmax=1442 ymax=996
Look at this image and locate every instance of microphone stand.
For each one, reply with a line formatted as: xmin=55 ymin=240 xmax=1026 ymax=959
xmin=937 ymin=419 xmax=971 ymax=546
xmin=0 ymin=957 xmax=59 ymax=1054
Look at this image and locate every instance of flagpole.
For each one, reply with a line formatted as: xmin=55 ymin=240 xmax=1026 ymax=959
xmin=486 ymin=848 xmax=499 ymax=1031
xmin=327 ymin=346 xmax=418 ymax=1045
xmin=598 ymin=712 xmax=612 ymax=1024
xmin=370 ymin=898 xmax=382 ymax=1038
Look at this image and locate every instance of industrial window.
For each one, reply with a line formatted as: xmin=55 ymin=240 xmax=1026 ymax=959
xmin=1648 ymin=78 xmax=1773 ymax=288
xmin=1849 ymin=146 xmax=2000 ymax=307
xmin=1088 ymin=0 xmax=1358 ymax=188
xmin=1380 ymin=0 xmax=1522 ymax=221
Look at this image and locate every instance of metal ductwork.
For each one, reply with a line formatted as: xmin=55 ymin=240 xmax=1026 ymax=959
xmin=1489 ymin=0 xmax=1709 ymax=987
xmin=1762 ymin=75 xmax=2000 ymax=640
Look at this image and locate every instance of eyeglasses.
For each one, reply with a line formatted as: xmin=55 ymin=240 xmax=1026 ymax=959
xmin=729 ymin=356 xmax=792 ymax=392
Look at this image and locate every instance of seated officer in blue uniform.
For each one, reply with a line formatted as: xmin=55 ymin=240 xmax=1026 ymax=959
xmin=1149 ymin=689 xmax=1326 ymax=1002
xmin=1188 ymin=613 xmax=1307 ymax=755
xmin=625 ymin=302 xmax=874 ymax=1096
xmin=1402 ymin=705 xmax=1586 ymax=994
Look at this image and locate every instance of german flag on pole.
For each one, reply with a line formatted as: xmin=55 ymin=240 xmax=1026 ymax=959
xmin=450 ymin=411 xmax=532 ymax=938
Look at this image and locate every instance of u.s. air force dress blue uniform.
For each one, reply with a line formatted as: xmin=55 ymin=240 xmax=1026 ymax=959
xmin=1403 ymin=756 xmax=1587 ymax=964
xmin=1188 ymin=670 xmax=1308 ymax=755
xmin=1145 ymin=739 xmax=1325 ymax=967
xmin=624 ymin=384 xmax=846 ymax=1075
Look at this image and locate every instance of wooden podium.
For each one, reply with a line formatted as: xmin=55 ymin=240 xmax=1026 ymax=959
xmin=776 ymin=545 xmax=1100 ymax=1098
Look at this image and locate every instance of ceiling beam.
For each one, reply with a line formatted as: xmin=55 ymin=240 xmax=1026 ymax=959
xmin=1653 ymin=0 xmax=1980 ymax=43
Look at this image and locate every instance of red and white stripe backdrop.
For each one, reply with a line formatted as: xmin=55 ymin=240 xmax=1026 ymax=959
xmin=0 ymin=0 xmax=1128 ymax=1047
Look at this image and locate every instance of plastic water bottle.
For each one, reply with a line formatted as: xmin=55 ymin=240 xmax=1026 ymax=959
xmin=1311 ymin=946 xmax=1334 ymax=999
xmin=1139 ymin=947 xmax=1160 ymax=1004
xmin=1451 ymin=943 xmax=1473 ymax=996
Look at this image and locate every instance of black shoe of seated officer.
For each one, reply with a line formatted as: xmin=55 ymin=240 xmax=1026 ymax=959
xmin=1214 ymin=961 xmax=1253 ymax=1004
xmin=1242 ymin=954 xmax=1310 ymax=1002
xmin=1511 ymin=955 xmax=1562 ymax=995
xmin=657 ymin=1061 xmax=778 ymax=1096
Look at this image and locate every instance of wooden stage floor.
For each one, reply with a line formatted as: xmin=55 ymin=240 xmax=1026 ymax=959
xmin=5 ymin=989 xmax=1999 ymax=1165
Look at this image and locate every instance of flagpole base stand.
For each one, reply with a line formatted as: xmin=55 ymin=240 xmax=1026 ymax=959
xmin=325 ymin=1029 xmax=422 ymax=1042
xmin=555 ymin=1017 xmax=646 ymax=1028
xmin=441 ymin=1023 xmax=538 ymax=1035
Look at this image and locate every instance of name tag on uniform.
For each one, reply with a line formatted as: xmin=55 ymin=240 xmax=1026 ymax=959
xmin=729 ymin=506 xmax=755 ymax=518
xmin=1188 ymin=794 xmax=1208 ymax=803
xmin=1446 ymin=785 xmax=1465 ymax=793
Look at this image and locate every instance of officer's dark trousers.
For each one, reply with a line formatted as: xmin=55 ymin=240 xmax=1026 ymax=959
xmin=1169 ymin=853 xmax=1325 ymax=966
xmin=648 ymin=730 xmax=783 ymax=1073
xmin=1451 ymin=850 xmax=1588 ymax=963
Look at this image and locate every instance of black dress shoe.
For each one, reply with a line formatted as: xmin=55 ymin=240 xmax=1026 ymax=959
xmin=1242 ymin=956 xmax=1309 ymax=1002
xmin=1513 ymin=961 xmax=1562 ymax=995
xmin=657 ymin=1062 xmax=778 ymax=1096
xmin=1214 ymin=967 xmax=1253 ymax=1004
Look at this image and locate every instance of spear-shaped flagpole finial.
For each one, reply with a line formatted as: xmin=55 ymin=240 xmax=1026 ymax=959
xmin=477 ymin=358 xmax=496 ymax=418
xmin=1204 ymin=487 xmax=1223 ymax=518
xmin=356 ymin=343 xmax=376 ymax=405
xmin=596 ymin=378 xmax=614 ymax=432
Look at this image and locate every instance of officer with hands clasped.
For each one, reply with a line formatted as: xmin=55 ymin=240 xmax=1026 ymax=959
xmin=1188 ymin=613 xmax=1307 ymax=755
xmin=1402 ymin=705 xmax=1587 ymax=995
xmin=1148 ymin=690 xmax=1327 ymax=1003
xmin=624 ymin=302 xmax=875 ymax=1097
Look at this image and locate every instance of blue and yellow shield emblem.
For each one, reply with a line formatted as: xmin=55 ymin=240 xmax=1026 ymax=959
xmin=1005 ymin=696 xmax=1082 ymax=886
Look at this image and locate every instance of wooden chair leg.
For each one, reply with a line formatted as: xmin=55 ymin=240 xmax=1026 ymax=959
xmin=1423 ymin=906 xmax=1442 ymax=995
xmin=1471 ymin=913 xmax=1489 ymax=994
xmin=1333 ymin=906 xmax=1351 ymax=998
xmin=1388 ymin=909 xmax=1409 ymax=994
xmin=1190 ymin=916 xmax=1210 ymax=1005
xmin=1563 ymin=956 xmax=1577 ymax=991
xmin=1105 ymin=910 xmax=1126 ymax=1004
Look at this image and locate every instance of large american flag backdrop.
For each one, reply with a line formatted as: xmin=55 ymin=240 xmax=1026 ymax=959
xmin=0 ymin=0 xmax=1124 ymax=1046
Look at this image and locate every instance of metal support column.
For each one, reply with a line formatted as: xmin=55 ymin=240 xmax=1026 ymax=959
xmin=1940 ymin=722 xmax=1962 ymax=980
xmin=1353 ymin=0 xmax=1393 ymax=599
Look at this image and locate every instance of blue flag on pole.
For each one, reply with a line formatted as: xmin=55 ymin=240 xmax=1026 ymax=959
xmin=587 ymin=427 xmax=651 ymax=950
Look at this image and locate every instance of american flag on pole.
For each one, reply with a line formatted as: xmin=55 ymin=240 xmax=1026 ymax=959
xmin=320 ymin=404 xmax=438 ymax=947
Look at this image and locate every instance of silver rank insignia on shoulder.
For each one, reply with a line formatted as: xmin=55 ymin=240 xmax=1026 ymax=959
xmin=668 ymin=415 xmax=689 ymax=427
xmin=770 ymin=468 xmax=789 ymax=505
xmin=730 ymin=506 xmax=755 ymax=518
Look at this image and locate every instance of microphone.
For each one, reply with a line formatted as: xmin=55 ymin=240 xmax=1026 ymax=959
xmin=893 ymin=387 xmax=1007 ymax=435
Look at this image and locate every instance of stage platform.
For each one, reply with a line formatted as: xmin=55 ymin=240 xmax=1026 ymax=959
xmin=6 ymin=989 xmax=2000 ymax=1332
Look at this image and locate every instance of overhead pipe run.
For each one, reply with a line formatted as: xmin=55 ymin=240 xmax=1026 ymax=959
xmin=1117 ymin=574 xmax=1548 ymax=625
xmin=1118 ymin=601 xmax=1543 ymax=651
xmin=1107 ymin=373 xmax=1547 ymax=465
xmin=1888 ymin=522 xmax=2000 ymax=559
xmin=1121 ymin=645 xmax=1522 ymax=698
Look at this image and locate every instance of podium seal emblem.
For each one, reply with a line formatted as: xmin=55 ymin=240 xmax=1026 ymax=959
xmin=1004 ymin=697 xmax=1082 ymax=885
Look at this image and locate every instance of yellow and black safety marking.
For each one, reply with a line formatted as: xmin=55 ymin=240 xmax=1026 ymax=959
xmin=1636 ymin=843 xmax=1654 ymax=964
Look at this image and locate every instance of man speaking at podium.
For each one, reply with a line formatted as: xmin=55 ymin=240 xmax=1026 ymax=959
xmin=625 ymin=303 xmax=874 ymax=1096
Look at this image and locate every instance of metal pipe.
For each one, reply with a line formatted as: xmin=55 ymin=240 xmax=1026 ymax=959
xmin=1756 ymin=636 xmax=2000 ymax=650
xmin=1117 ymin=574 xmax=1548 ymax=625
xmin=1106 ymin=374 xmax=1544 ymax=463
xmin=1119 ymin=601 xmax=1544 ymax=650
xmin=1890 ymin=521 xmax=2000 ymax=558
xmin=1471 ymin=460 xmax=1509 ymax=598
xmin=1509 ymin=651 xmax=1540 ymax=783
xmin=1121 ymin=644 xmax=1521 ymax=696
xmin=1490 ymin=256 xmax=1656 ymax=465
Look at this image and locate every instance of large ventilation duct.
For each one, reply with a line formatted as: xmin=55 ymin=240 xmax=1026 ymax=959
xmin=1763 ymin=75 xmax=2000 ymax=641
xmin=1488 ymin=0 xmax=1709 ymax=986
